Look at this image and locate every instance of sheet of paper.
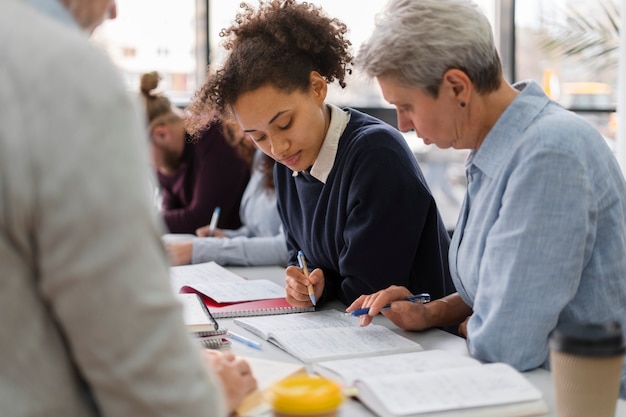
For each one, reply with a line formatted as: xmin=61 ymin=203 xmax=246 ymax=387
xmin=193 ymin=279 xmax=286 ymax=303
xmin=267 ymin=325 xmax=422 ymax=363
xmin=234 ymin=310 xmax=358 ymax=339
xmin=313 ymin=349 xmax=481 ymax=385
xmin=169 ymin=261 xmax=245 ymax=293
xmin=356 ymin=363 xmax=543 ymax=416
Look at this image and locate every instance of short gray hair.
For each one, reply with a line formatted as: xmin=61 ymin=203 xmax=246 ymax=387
xmin=357 ymin=0 xmax=502 ymax=97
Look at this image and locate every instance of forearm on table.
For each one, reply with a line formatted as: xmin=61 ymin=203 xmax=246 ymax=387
xmin=427 ymin=293 xmax=472 ymax=328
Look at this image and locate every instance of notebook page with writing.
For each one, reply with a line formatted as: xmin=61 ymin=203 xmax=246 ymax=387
xmin=170 ymin=261 xmax=245 ymax=294
xmin=234 ymin=310 xmax=423 ymax=363
xmin=190 ymin=279 xmax=285 ymax=303
xmin=234 ymin=310 xmax=357 ymax=339
xmin=355 ymin=362 xmax=547 ymax=417
xmin=313 ymin=349 xmax=481 ymax=386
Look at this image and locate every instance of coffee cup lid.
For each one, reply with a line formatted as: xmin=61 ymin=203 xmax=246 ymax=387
xmin=549 ymin=322 xmax=626 ymax=357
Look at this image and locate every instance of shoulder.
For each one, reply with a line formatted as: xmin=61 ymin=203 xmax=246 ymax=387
xmin=523 ymin=104 xmax=611 ymax=164
xmin=4 ymin=3 xmax=127 ymax=109
xmin=340 ymin=108 xmax=417 ymax=165
xmin=3 ymin=2 xmax=142 ymax=159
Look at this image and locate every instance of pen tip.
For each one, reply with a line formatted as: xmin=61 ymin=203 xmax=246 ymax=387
xmin=310 ymin=294 xmax=317 ymax=306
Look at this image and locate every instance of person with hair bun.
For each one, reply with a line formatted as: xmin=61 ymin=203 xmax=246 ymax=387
xmin=140 ymin=71 xmax=250 ymax=234
xmin=164 ymin=119 xmax=289 ymax=267
xmin=187 ymin=0 xmax=454 ymax=308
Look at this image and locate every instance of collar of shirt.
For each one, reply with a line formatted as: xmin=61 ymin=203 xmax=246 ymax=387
xmin=26 ymin=0 xmax=79 ymax=30
xmin=467 ymin=80 xmax=550 ymax=180
xmin=292 ymin=104 xmax=350 ymax=184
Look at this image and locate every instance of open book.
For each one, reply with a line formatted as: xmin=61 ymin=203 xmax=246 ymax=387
xmin=233 ymin=310 xmax=423 ymax=363
xmin=312 ymin=349 xmax=547 ymax=417
xmin=353 ymin=362 xmax=548 ymax=417
xmin=312 ymin=349 xmax=481 ymax=386
xmin=170 ymin=262 xmax=314 ymax=318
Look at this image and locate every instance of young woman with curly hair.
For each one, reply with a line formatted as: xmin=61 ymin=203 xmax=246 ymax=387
xmin=186 ymin=0 xmax=454 ymax=311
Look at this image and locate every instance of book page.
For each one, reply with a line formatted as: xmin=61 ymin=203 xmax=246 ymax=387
xmin=234 ymin=310 xmax=358 ymax=339
xmin=355 ymin=363 xmax=544 ymax=417
xmin=170 ymin=261 xmax=245 ymax=293
xmin=267 ymin=325 xmax=422 ymax=363
xmin=313 ymin=349 xmax=481 ymax=385
xmin=175 ymin=293 xmax=216 ymax=332
xmin=193 ymin=279 xmax=286 ymax=303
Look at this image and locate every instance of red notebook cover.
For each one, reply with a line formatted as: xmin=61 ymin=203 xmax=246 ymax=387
xmin=180 ymin=287 xmax=315 ymax=318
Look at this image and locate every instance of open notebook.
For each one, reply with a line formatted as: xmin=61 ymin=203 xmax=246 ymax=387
xmin=233 ymin=310 xmax=423 ymax=363
xmin=170 ymin=262 xmax=314 ymax=318
xmin=312 ymin=349 xmax=547 ymax=417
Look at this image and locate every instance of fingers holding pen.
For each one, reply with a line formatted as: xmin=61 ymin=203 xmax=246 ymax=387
xmin=284 ymin=265 xmax=324 ymax=307
xmin=346 ymin=285 xmax=414 ymax=327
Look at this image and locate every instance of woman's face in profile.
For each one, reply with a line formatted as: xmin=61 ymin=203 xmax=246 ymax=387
xmin=232 ymin=77 xmax=328 ymax=173
xmin=377 ymin=73 xmax=469 ymax=150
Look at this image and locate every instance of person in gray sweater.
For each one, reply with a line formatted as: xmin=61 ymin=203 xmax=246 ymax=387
xmin=0 ymin=0 xmax=256 ymax=415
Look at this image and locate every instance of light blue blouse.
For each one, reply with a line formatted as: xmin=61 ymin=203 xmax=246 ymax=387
xmin=450 ymin=81 xmax=626 ymax=398
xmin=191 ymin=151 xmax=288 ymax=266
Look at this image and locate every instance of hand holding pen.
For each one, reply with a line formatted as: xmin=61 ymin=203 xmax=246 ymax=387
xmin=346 ymin=285 xmax=431 ymax=328
xmin=207 ymin=206 xmax=221 ymax=237
xmin=297 ymin=251 xmax=317 ymax=306
xmin=346 ymin=293 xmax=430 ymax=317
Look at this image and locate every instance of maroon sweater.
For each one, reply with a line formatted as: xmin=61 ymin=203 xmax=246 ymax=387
xmin=157 ymin=121 xmax=250 ymax=234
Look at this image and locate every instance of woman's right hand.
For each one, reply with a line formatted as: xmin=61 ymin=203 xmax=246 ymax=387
xmin=347 ymin=285 xmax=419 ymax=328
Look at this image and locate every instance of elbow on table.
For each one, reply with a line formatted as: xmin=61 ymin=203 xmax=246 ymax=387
xmin=468 ymin=338 xmax=548 ymax=372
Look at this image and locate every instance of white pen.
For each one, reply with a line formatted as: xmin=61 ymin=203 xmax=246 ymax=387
xmin=227 ymin=331 xmax=263 ymax=350
xmin=208 ymin=206 xmax=220 ymax=237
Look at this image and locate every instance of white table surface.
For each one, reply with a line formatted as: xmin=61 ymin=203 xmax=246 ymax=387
xmin=222 ymin=265 xmax=626 ymax=417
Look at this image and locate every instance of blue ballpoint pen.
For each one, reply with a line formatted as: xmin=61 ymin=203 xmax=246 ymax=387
xmin=227 ymin=331 xmax=263 ymax=350
xmin=297 ymin=250 xmax=317 ymax=306
xmin=346 ymin=293 xmax=431 ymax=317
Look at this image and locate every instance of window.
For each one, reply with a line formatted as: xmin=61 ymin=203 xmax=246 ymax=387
xmin=515 ymin=0 xmax=619 ymax=141
xmin=209 ymin=0 xmax=495 ymax=108
xmin=91 ymin=0 xmax=202 ymax=105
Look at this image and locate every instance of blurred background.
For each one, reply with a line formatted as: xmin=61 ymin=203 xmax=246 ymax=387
xmin=92 ymin=0 xmax=621 ymax=233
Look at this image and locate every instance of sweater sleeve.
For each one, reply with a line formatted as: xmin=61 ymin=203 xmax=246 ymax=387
xmin=27 ymin=50 xmax=228 ymax=416
xmin=191 ymin=228 xmax=288 ymax=266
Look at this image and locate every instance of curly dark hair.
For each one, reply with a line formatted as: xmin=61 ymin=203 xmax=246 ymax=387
xmin=185 ymin=0 xmax=353 ymax=137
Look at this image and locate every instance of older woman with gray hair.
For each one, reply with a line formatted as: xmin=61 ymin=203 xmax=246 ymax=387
xmin=347 ymin=0 xmax=626 ymax=399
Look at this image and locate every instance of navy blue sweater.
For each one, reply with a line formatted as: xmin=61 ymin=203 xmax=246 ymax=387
xmin=276 ymin=109 xmax=454 ymax=306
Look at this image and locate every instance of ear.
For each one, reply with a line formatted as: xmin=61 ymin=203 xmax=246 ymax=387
xmin=441 ymin=69 xmax=472 ymax=105
xmin=309 ymin=71 xmax=328 ymax=105
xmin=151 ymin=124 xmax=170 ymax=144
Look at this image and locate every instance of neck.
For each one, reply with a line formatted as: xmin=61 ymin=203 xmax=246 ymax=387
xmin=473 ymin=79 xmax=519 ymax=149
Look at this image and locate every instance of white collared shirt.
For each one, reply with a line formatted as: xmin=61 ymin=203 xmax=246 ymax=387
xmin=292 ymin=104 xmax=350 ymax=184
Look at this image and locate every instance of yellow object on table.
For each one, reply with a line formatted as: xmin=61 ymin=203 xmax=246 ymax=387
xmin=268 ymin=374 xmax=344 ymax=417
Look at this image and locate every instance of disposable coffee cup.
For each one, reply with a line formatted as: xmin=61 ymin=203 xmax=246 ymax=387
xmin=549 ymin=322 xmax=625 ymax=417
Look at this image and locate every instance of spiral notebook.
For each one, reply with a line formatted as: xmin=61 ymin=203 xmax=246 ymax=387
xmin=172 ymin=262 xmax=314 ymax=318
xmin=194 ymin=291 xmax=315 ymax=318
